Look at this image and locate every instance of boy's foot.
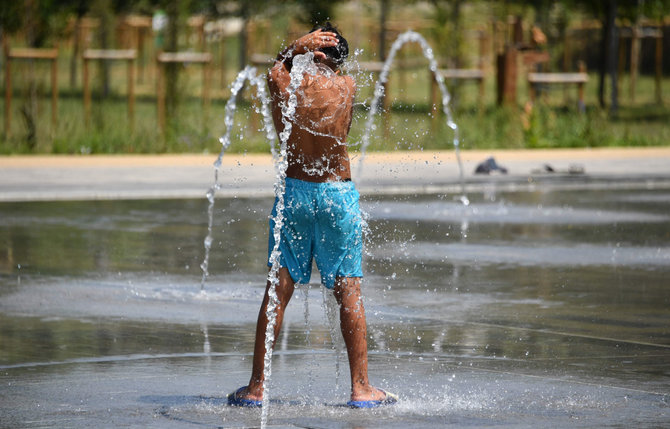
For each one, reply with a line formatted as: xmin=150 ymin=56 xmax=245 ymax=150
xmin=347 ymin=388 xmax=398 ymax=409
xmin=227 ymin=386 xmax=263 ymax=408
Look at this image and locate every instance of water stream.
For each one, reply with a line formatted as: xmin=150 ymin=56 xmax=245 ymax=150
xmin=200 ymin=66 xmax=276 ymax=291
xmin=356 ymin=31 xmax=469 ymax=205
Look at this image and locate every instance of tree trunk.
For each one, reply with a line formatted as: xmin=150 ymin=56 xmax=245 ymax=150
xmin=70 ymin=2 xmax=88 ymax=89
xmin=70 ymin=15 xmax=82 ymax=89
xmin=607 ymin=1 xmax=618 ymax=113
xmin=451 ymin=0 xmax=462 ymax=69
xmin=165 ymin=0 xmax=180 ymax=120
xmin=22 ymin=0 xmax=39 ymax=148
xmin=96 ymin=0 xmax=113 ymax=98
xmin=379 ymin=0 xmax=389 ymax=61
xmin=239 ymin=1 xmax=249 ymax=71
xmin=599 ymin=0 xmax=618 ymax=112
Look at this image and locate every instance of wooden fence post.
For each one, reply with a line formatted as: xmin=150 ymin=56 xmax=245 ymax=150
xmin=655 ymin=26 xmax=663 ymax=105
xmin=128 ymin=56 xmax=135 ymax=131
xmin=4 ymin=47 xmax=11 ymax=139
xmin=202 ymin=60 xmax=210 ymax=128
xmin=51 ymin=53 xmax=58 ymax=133
xmin=496 ymin=45 xmax=517 ymax=106
xmin=630 ymin=26 xmax=640 ymax=104
xmin=157 ymin=58 xmax=165 ymax=133
xmin=5 ymin=48 xmax=59 ymax=139
xmin=83 ymin=56 xmax=91 ymax=126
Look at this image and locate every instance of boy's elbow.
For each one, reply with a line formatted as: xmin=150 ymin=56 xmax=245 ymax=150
xmin=268 ymin=63 xmax=285 ymax=83
xmin=268 ymin=64 xmax=278 ymax=81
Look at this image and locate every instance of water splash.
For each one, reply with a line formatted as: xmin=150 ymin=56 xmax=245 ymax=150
xmin=322 ymin=289 xmax=345 ymax=392
xmin=198 ymin=53 xmax=340 ymax=425
xmin=200 ymin=66 xmax=276 ymax=290
xmin=261 ymin=52 xmax=314 ymax=426
xmin=199 ymin=33 xmax=473 ymax=426
xmin=195 ymin=63 xmax=288 ymax=425
xmin=302 ymin=286 xmax=315 ymax=394
xmin=356 ymin=30 xmax=469 ymax=205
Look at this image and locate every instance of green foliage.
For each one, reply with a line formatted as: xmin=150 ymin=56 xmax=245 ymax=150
xmin=292 ymin=0 xmax=345 ymax=25
xmin=0 ymin=0 xmax=25 ymax=34
xmin=2 ymin=1 xmax=670 ymax=155
xmin=2 ymin=0 xmax=73 ymax=47
xmin=427 ymin=0 xmax=465 ymax=67
xmin=2 ymin=68 xmax=670 ymax=154
xmin=515 ymin=101 xmax=670 ymax=149
xmin=566 ymin=0 xmax=670 ymax=21
xmin=642 ymin=0 xmax=670 ymax=19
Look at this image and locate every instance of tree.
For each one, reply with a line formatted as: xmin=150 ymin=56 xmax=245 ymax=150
xmin=200 ymin=0 xmax=270 ymax=71
xmin=429 ymin=0 xmax=464 ymax=68
xmin=573 ymin=0 xmax=670 ymax=111
xmin=69 ymin=1 xmax=91 ymax=88
xmin=292 ymin=0 xmax=343 ymax=26
xmin=3 ymin=0 xmax=71 ymax=148
xmin=155 ymin=0 xmax=194 ymax=123
xmin=602 ymin=0 xmax=619 ymax=112
xmin=0 ymin=1 xmax=24 ymax=38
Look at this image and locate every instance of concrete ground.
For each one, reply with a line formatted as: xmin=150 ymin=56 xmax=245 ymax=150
xmin=2 ymin=147 xmax=670 ymax=202
xmin=2 ymin=147 xmax=669 ymax=428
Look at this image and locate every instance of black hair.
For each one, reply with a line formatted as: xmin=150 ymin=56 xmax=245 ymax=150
xmin=310 ymin=22 xmax=349 ymax=66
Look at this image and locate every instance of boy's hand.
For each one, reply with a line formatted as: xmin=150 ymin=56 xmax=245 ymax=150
xmin=294 ymin=29 xmax=338 ymax=60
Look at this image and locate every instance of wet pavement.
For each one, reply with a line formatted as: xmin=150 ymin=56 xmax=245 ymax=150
xmin=1 ymin=179 xmax=669 ymax=427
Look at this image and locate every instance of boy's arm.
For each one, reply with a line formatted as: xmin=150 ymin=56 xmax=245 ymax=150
xmin=267 ymin=29 xmax=339 ymax=96
xmin=276 ymin=29 xmax=338 ymax=71
xmin=267 ymin=61 xmax=290 ymax=99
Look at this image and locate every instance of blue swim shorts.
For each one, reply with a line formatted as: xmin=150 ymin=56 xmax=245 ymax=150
xmin=267 ymin=177 xmax=364 ymax=289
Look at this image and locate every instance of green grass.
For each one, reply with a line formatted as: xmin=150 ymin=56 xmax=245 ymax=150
xmin=1 ymin=70 xmax=668 ymax=155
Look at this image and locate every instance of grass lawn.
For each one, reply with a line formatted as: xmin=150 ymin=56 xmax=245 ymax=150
xmin=1 ymin=62 xmax=668 ymax=155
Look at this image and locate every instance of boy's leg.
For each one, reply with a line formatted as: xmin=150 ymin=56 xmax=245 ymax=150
xmin=333 ymin=276 xmax=387 ymax=402
xmin=241 ymin=267 xmax=295 ymax=400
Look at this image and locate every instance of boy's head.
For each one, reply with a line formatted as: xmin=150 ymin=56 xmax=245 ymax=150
xmin=310 ymin=22 xmax=348 ymax=67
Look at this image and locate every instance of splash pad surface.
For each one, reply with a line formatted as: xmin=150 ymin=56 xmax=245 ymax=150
xmin=1 ymin=184 xmax=669 ymax=428
xmin=2 ymin=28 xmax=670 ymax=427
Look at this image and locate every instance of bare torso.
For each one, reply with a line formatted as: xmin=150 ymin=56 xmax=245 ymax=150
xmin=268 ymin=60 xmax=356 ymax=182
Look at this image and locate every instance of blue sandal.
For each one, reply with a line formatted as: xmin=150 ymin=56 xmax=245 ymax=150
xmin=347 ymin=389 xmax=398 ymax=409
xmin=227 ymin=386 xmax=263 ymax=408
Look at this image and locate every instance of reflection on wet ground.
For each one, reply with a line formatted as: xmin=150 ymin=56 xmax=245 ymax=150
xmin=1 ymin=188 xmax=669 ymax=427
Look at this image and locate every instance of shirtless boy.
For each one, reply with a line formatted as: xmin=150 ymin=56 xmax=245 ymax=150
xmin=227 ymin=23 xmax=397 ymax=409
